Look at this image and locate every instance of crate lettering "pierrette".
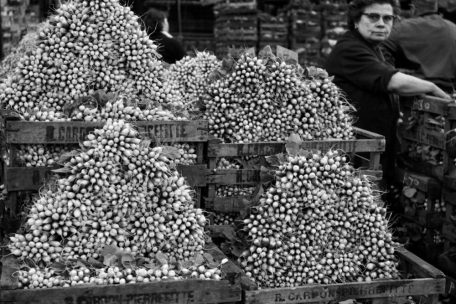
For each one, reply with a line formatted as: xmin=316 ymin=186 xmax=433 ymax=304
xmin=136 ymin=124 xmax=187 ymax=139
xmin=272 ymin=284 xmax=414 ymax=302
xmin=63 ymin=290 xmax=195 ymax=304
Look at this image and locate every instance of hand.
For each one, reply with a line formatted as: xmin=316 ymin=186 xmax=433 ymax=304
xmin=432 ymin=85 xmax=452 ymax=100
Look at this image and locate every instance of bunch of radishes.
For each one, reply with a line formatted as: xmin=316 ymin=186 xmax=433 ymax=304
xmin=203 ymin=53 xmax=354 ymax=143
xmin=68 ymin=92 xmax=187 ymax=122
xmin=16 ymin=144 xmax=77 ymax=167
xmin=7 ymin=120 xmax=219 ymax=288
xmin=239 ymin=149 xmax=399 ymax=288
xmin=216 ymin=186 xmax=256 ymax=197
xmin=166 ymin=51 xmax=221 ymax=112
xmin=0 ymin=0 xmax=182 ymax=121
xmin=169 ymin=143 xmax=198 ymax=166
xmin=211 ymin=212 xmax=238 ymax=226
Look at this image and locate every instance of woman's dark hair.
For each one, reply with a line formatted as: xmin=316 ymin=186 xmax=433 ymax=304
xmin=141 ymin=8 xmax=166 ymax=37
xmin=348 ymin=0 xmax=400 ymax=30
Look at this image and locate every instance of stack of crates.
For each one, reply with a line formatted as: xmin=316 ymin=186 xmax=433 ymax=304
xmin=213 ymin=0 xmax=258 ymax=58
xmin=397 ymin=95 xmax=456 ymax=284
xmin=288 ymin=1 xmax=322 ymax=67
xmin=321 ymin=0 xmax=348 ymax=59
xmin=258 ymin=12 xmax=288 ymax=50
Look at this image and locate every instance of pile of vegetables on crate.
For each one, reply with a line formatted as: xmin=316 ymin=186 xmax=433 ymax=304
xmin=165 ymin=51 xmax=221 ymax=114
xmin=229 ymin=135 xmax=401 ymax=288
xmin=203 ymin=48 xmax=354 ymax=143
xmin=5 ymin=120 xmax=225 ymax=289
xmin=0 ymin=0 xmax=185 ymax=121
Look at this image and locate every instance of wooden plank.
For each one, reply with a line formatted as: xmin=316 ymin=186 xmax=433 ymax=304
xmin=442 ymin=222 xmax=456 ymax=243
xmin=175 ymin=164 xmax=208 ymax=187
xmin=443 ymin=188 xmax=456 ymax=206
xmin=5 ymin=165 xmax=208 ymax=191
xmin=5 ymin=167 xmax=52 ymax=191
xmin=353 ymin=127 xmax=385 ymax=140
xmin=446 ymin=275 xmax=456 ymax=297
xmin=444 ymin=176 xmax=456 ymax=191
xmin=399 ymin=126 xmax=446 ymax=150
xmin=244 ymin=278 xmax=445 ymax=304
xmin=0 ymin=279 xmax=241 ymax=304
xmin=395 ymin=246 xmax=445 ymax=279
xmin=412 ymin=95 xmax=451 ymax=115
xmin=205 ymin=196 xmax=251 ymax=212
xmin=395 ymin=167 xmax=441 ymax=194
xmin=207 ymin=169 xmax=272 ymax=186
xmin=5 ymin=120 xmax=209 ymax=144
xmin=208 ymin=138 xmax=385 ymax=158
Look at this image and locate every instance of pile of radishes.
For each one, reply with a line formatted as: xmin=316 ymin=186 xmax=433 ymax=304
xmin=166 ymin=51 xmax=221 ymax=113
xmin=0 ymin=0 xmax=182 ymax=121
xmin=239 ymin=148 xmax=399 ymax=288
xmin=16 ymin=144 xmax=78 ymax=167
xmin=203 ymin=53 xmax=354 ymax=143
xmin=7 ymin=120 xmax=224 ymax=289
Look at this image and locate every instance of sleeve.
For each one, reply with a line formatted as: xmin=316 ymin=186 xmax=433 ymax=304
xmin=169 ymin=38 xmax=186 ymax=62
xmin=380 ymin=37 xmax=399 ymax=67
xmin=325 ymin=39 xmax=398 ymax=94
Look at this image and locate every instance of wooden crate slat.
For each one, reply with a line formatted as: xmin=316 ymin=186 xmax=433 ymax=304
xmin=412 ymin=96 xmax=450 ymax=115
xmin=6 ymin=165 xmax=208 ymax=191
xmin=399 ymin=126 xmax=446 ymax=150
xmin=5 ymin=167 xmax=51 ymax=191
xmin=443 ymin=188 xmax=456 ymax=206
xmin=5 ymin=120 xmax=209 ymax=144
xmin=442 ymin=222 xmax=456 ymax=243
xmin=0 ymin=279 xmax=241 ymax=304
xmin=208 ymin=138 xmax=385 ymax=158
xmin=395 ymin=246 xmax=445 ymax=279
xmin=207 ymin=169 xmax=270 ymax=185
xmin=206 ymin=196 xmax=251 ymax=212
xmin=244 ymin=278 xmax=444 ymax=304
xmin=446 ymin=275 xmax=456 ymax=297
xmin=395 ymin=168 xmax=441 ymax=195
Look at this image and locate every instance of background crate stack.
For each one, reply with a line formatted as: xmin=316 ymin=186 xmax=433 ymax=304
xmin=288 ymin=1 xmax=322 ymax=67
xmin=392 ymin=168 xmax=445 ymax=265
xmin=321 ymin=0 xmax=348 ymax=59
xmin=396 ymin=95 xmax=456 ymax=288
xmin=204 ymin=127 xmax=385 ymax=236
xmin=258 ymin=12 xmax=288 ymax=50
xmin=1 ymin=0 xmax=42 ymax=57
xmin=0 ymin=118 xmax=209 ymax=242
xmin=213 ymin=0 xmax=258 ymax=58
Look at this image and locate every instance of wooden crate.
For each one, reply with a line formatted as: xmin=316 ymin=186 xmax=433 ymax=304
xmin=244 ymin=247 xmax=445 ymax=304
xmin=0 ymin=120 xmax=209 ymax=239
xmin=398 ymin=95 xmax=456 ymax=188
xmin=204 ymin=127 xmax=385 ymax=214
xmin=394 ymin=167 xmax=444 ymax=229
xmin=0 ymin=244 xmax=242 ymax=304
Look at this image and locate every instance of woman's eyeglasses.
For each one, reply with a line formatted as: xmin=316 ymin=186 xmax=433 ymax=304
xmin=362 ymin=13 xmax=396 ymax=23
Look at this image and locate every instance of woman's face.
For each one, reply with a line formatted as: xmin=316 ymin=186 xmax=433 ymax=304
xmin=355 ymin=3 xmax=395 ymax=43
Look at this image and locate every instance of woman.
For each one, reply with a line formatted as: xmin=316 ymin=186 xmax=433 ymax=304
xmin=325 ymin=0 xmax=450 ymax=186
xmin=141 ymin=8 xmax=186 ymax=64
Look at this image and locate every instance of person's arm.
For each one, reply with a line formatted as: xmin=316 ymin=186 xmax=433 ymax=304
xmin=387 ymin=72 xmax=451 ymax=99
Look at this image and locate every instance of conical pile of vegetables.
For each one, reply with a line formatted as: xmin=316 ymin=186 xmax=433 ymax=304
xmin=0 ymin=0 xmax=182 ymax=121
xmin=239 ymin=141 xmax=400 ymax=288
xmin=6 ymin=120 xmax=225 ymax=289
xmin=165 ymin=51 xmax=221 ymax=112
xmin=204 ymin=52 xmax=354 ymax=143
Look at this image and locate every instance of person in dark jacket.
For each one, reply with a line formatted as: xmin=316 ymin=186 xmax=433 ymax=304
xmin=382 ymin=0 xmax=456 ymax=91
xmin=325 ymin=0 xmax=450 ymax=186
xmin=141 ymin=8 xmax=186 ymax=64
